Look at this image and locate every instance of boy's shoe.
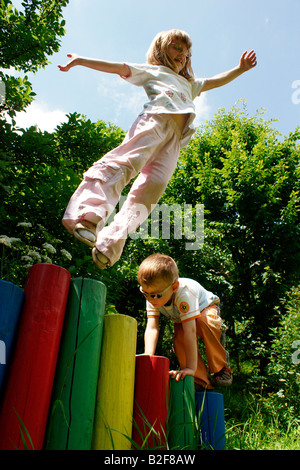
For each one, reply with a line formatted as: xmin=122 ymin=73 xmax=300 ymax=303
xmin=210 ymin=367 xmax=233 ymax=387
xmin=92 ymin=247 xmax=109 ymax=270
xmin=73 ymin=222 xmax=96 ymax=247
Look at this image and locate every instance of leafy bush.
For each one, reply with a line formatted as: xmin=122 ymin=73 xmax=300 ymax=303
xmin=267 ymin=287 xmax=300 ymax=420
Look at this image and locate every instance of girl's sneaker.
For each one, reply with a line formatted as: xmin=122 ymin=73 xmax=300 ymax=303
xmin=73 ymin=222 xmax=96 ymax=247
xmin=92 ymin=247 xmax=109 ymax=270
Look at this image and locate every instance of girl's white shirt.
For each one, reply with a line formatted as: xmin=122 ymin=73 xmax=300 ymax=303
xmin=123 ymin=63 xmax=206 ymax=147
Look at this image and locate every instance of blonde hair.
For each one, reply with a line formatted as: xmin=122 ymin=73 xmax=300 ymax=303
xmin=137 ymin=254 xmax=179 ymax=286
xmin=146 ymin=29 xmax=194 ymax=81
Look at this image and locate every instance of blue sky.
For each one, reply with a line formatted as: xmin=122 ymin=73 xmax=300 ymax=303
xmin=12 ymin=0 xmax=300 ymax=139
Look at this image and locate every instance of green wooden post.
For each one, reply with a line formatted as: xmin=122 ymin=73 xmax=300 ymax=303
xmin=45 ymin=278 xmax=106 ymax=450
xmin=168 ymin=376 xmax=197 ymax=450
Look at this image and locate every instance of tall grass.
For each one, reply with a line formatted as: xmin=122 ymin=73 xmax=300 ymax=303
xmin=226 ymin=409 xmax=300 ymax=450
xmin=223 ymin=379 xmax=300 ymax=450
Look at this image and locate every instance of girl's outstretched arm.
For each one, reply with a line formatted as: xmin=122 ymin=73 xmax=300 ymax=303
xmin=58 ymin=53 xmax=130 ymax=76
xmin=202 ymin=50 xmax=257 ymax=91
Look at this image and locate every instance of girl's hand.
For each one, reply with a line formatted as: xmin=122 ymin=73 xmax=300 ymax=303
xmin=169 ymin=368 xmax=195 ymax=381
xmin=58 ymin=53 xmax=80 ymax=72
xmin=239 ymin=50 xmax=257 ymax=72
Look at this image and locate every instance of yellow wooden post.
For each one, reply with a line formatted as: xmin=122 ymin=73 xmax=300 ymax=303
xmin=92 ymin=314 xmax=137 ymax=450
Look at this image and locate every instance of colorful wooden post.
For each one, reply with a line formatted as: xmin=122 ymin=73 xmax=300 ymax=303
xmin=132 ymin=355 xmax=169 ymax=449
xmin=168 ymin=376 xmax=197 ymax=450
xmin=45 ymin=278 xmax=106 ymax=450
xmin=196 ymin=391 xmax=226 ymax=450
xmin=0 ymin=280 xmax=25 ymax=391
xmin=0 ymin=263 xmax=71 ymax=450
xmin=92 ymin=314 xmax=137 ymax=450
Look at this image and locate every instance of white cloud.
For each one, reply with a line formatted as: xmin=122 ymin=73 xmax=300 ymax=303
xmin=14 ymin=101 xmax=68 ymax=132
xmin=96 ymin=75 xmax=145 ymax=124
xmin=194 ymin=93 xmax=212 ymax=127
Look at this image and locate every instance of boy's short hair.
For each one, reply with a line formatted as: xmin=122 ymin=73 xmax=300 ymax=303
xmin=137 ymin=253 xmax=179 ymax=286
xmin=146 ymin=29 xmax=194 ymax=81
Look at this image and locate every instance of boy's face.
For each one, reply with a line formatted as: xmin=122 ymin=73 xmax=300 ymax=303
xmin=140 ymin=279 xmax=179 ymax=309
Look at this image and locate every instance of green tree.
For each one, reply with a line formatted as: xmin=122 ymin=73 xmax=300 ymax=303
xmin=267 ymin=287 xmax=300 ymax=420
xmin=1 ymin=96 xmax=299 ymax=374
xmin=0 ymin=113 xmax=125 ymax=287
xmin=89 ymin=103 xmax=300 ymax=367
xmin=161 ymin=102 xmax=300 ymax=371
xmin=0 ymin=0 xmax=69 ymax=117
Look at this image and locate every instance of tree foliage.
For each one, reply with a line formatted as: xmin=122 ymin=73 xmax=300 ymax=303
xmin=161 ymin=102 xmax=300 ymax=371
xmin=0 ymin=113 xmax=125 ymax=287
xmin=1 ymin=101 xmax=299 ymax=374
xmin=267 ymin=287 xmax=300 ymax=420
xmin=0 ymin=0 xmax=69 ymax=117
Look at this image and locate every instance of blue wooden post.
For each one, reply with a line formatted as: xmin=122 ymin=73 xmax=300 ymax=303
xmin=195 ymin=391 xmax=226 ymax=450
xmin=0 ymin=280 xmax=25 ymax=391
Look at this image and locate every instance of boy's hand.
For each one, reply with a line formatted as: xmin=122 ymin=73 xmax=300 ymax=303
xmin=58 ymin=53 xmax=80 ymax=72
xmin=169 ymin=368 xmax=195 ymax=381
xmin=239 ymin=50 xmax=257 ymax=72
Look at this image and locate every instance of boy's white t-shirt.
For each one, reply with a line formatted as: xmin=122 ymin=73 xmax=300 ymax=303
xmin=123 ymin=63 xmax=206 ymax=147
xmin=146 ymin=278 xmax=220 ymax=323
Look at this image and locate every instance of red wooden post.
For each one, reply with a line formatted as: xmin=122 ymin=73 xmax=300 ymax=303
xmin=0 ymin=263 xmax=70 ymax=450
xmin=132 ymin=355 xmax=169 ymax=449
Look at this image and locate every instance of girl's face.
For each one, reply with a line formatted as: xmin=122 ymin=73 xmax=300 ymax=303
xmin=167 ymin=40 xmax=190 ymax=74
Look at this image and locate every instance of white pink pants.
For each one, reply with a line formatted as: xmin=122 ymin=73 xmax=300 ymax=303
xmin=62 ymin=113 xmax=181 ymax=265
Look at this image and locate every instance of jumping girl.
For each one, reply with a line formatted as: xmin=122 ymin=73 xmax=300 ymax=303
xmin=59 ymin=29 xmax=257 ymax=269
